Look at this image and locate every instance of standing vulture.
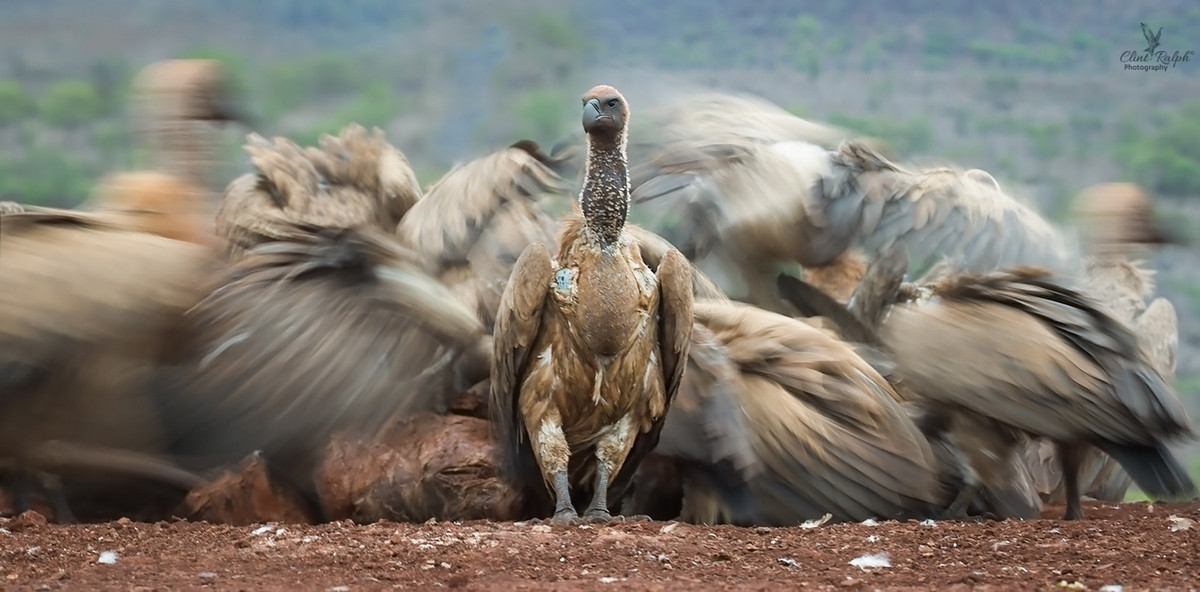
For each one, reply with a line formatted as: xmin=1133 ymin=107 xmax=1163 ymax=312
xmin=1025 ymin=182 xmax=1185 ymax=506
xmin=629 ymin=99 xmax=1073 ymax=311
xmin=216 ymin=124 xmax=423 ymax=260
xmin=878 ymin=267 xmax=1196 ymax=520
xmin=490 ymin=85 xmax=695 ymax=524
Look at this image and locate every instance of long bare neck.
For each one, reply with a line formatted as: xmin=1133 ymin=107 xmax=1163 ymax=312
xmin=579 ymin=135 xmax=629 ymax=248
xmin=135 ymin=97 xmax=222 ymax=202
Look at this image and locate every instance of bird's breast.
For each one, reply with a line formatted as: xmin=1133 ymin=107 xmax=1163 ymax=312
xmin=571 ymin=251 xmax=654 ymax=359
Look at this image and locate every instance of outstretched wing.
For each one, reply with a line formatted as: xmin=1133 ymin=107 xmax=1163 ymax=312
xmin=817 ymin=141 xmax=1074 ymax=273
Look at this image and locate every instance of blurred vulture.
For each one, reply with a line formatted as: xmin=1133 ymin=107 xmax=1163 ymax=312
xmin=629 ymin=97 xmax=1073 ymax=310
xmin=777 ymin=258 xmax=1045 ymax=521
xmin=216 ymin=124 xmax=422 ymax=260
xmin=155 ymin=223 xmax=486 ymax=521
xmin=877 ymin=267 xmax=1196 ymax=520
xmin=490 ymin=86 xmax=695 ymax=524
xmin=130 ymin=58 xmax=252 ymax=197
xmin=1025 ymin=182 xmax=1184 ymax=506
xmin=629 ymin=300 xmax=946 ymax=525
xmin=0 ymin=185 xmax=218 ymax=523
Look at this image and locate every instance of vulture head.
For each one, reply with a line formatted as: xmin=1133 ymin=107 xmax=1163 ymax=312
xmin=1072 ymin=182 xmax=1183 ymax=257
xmin=132 ymin=59 xmax=253 ymax=127
xmin=581 ymin=85 xmax=629 ymax=144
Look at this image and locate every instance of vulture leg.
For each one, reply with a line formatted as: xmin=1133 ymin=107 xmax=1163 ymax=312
xmin=1057 ymin=441 xmax=1087 ymax=520
xmin=39 ymin=473 xmax=77 ymax=524
xmin=5 ymin=470 xmax=37 ymax=517
xmin=583 ymin=414 xmax=648 ymax=522
xmin=529 ymin=409 xmax=577 ymax=524
xmin=941 ymin=439 xmax=980 ymax=520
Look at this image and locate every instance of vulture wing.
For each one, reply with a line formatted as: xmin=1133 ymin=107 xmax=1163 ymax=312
xmin=817 ymin=141 xmax=1073 ymax=272
xmin=397 ymin=142 xmax=565 ymax=330
xmin=158 ymin=224 xmax=483 ymax=504
xmin=636 ymin=323 xmax=761 ymax=522
xmin=695 ymin=301 xmax=944 ymax=523
xmin=881 ymin=268 xmax=1196 ymax=500
xmin=488 ymin=241 xmax=556 ymax=505
xmin=217 ymin=125 xmax=419 ymax=259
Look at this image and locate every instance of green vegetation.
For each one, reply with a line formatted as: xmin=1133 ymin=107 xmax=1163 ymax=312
xmin=1116 ymin=101 xmax=1200 ymax=197
xmin=40 ymin=80 xmax=103 ymax=128
xmin=0 ymin=79 xmax=35 ymax=126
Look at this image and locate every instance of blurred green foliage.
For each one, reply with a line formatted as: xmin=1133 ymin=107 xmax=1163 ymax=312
xmin=40 ymin=80 xmax=103 ymax=128
xmin=1117 ymin=101 xmax=1200 ymax=196
xmin=0 ymin=79 xmax=35 ymax=126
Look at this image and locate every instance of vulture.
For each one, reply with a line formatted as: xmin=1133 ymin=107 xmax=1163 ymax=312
xmin=216 ymin=124 xmax=423 ymax=260
xmin=876 ymin=266 xmax=1196 ymax=520
xmin=629 ymin=101 xmax=1073 ymax=311
xmin=777 ymin=260 xmax=1045 ymax=521
xmin=1025 ymin=182 xmax=1185 ymax=506
xmin=490 ymin=85 xmax=695 ymax=524
xmin=0 ymin=188 xmax=217 ymax=523
xmin=130 ymin=58 xmax=252 ymax=197
xmin=155 ymin=223 xmax=487 ymax=522
xmin=629 ymin=300 xmax=947 ymax=525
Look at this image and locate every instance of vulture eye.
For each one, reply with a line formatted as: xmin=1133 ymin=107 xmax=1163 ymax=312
xmin=607 ymin=99 xmax=619 ymax=108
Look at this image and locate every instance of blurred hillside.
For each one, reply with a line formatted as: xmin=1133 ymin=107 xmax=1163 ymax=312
xmin=2 ymin=0 xmax=1200 ymax=477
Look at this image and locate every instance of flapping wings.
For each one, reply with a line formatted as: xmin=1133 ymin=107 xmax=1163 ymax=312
xmin=217 ymin=126 xmax=420 ymax=259
xmin=397 ymin=142 xmax=565 ymax=330
xmin=159 ymin=224 xmax=483 ymax=493
xmin=695 ymin=301 xmax=945 ymax=523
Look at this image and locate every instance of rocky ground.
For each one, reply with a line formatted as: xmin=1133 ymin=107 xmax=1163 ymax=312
xmin=1 ymin=500 xmax=1197 ymax=591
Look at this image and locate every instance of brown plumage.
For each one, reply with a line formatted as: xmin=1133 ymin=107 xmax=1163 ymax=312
xmin=156 ymin=223 xmax=485 ymax=521
xmin=490 ymin=85 xmax=695 ymax=523
xmin=630 ymin=121 xmax=1071 ymax=310
xmin=396 ymin=140 xmax=567 ymax=333
xmin=622 ymin=322 xmax=760 ymax=523
xmin=879 ymin=267 xmax=1196 ymax=520
xmin=777 ymin=264 xmax=1045 ymax=520
xmin=130 ymin=59 xmax=251 ymax=196
xmin=216 ymin=124 xmax=422 ymax=260
xmin=647 ymin=300 xmax=945 ymax=525
xmin=1026 ymin=182 xmax=1184 ymax=505
xmin=0 ymin=206 xmax=216 ymax=522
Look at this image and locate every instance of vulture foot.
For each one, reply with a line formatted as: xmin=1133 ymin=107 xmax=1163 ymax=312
xmin=4 ymin=470 xmax=77 ymax=524
xmin=941 ymin=483 xmax=978 ymax=520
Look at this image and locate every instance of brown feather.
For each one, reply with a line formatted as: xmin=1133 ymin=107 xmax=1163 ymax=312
xmin=684 ymin=301 xmax=945 ymax=524
xmin=881 ymin=267 xmax=1196 ymax=519
xmin=157 ymin=223 xmax=484 ymax=517
xmin=216 ymin=125 xmax=420 ymax=260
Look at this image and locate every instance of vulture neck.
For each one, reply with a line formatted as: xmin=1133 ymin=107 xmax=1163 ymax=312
xmin=135 ymin=95 xmax=222 ymax=205
xmin=579 ymin=133 xmax=630 ymax=250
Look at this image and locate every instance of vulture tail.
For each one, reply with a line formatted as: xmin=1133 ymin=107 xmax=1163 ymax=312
xmin=1096 ymin=441 xmax=1197 ymax=500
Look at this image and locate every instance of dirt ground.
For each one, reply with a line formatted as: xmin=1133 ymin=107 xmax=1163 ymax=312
xmin=0 ymin=500 xmax=1196 ymax=591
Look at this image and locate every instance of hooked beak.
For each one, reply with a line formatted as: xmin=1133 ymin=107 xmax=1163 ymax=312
xmin=204 ymin=92 xmax=257 ymax=129
xmin=582 ymin=98 xmax=602 ymax=129
xmin=1143 ymin=216 xmax=1187 ymax=246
